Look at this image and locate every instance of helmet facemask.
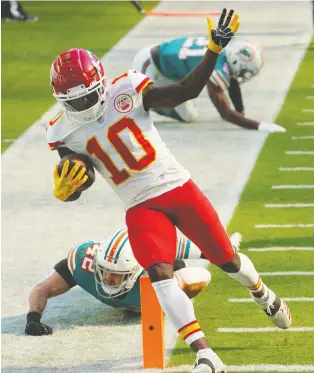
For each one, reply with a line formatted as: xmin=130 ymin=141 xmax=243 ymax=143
xmin=53 ymin=76 xmax=108 ymax=124
xmin=94 ymin=257 xmax=142 ymax=299
xmin=235 ymin=67 xmax=260 ymax=84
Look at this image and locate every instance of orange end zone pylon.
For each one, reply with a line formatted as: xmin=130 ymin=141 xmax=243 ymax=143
xmin=140 ymin=274 xmax=165 ymax=369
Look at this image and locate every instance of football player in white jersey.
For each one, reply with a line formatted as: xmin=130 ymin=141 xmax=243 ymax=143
xmin=47 ymin=10 xmax=291 ymax=373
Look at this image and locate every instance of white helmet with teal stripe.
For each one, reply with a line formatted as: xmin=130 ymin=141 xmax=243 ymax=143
xmin=94 ymin=229 xmax=142 ymax=299
xmin=225 ymin=39 xmax=264 ymax=83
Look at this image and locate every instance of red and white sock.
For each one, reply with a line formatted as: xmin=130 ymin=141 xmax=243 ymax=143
xmin=152 ymin=278 xmax=204 ymax=345
xmin=227 ymin=253 xmax=268 ymax=298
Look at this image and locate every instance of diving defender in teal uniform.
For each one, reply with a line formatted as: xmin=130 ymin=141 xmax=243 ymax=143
xmin=25 ymin=229 xmax=242 ymax=336
xmin=133 ymin=37 xmax=286 ymax=133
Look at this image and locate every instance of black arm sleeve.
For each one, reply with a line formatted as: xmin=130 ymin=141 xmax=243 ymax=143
xmin=57 ymin=147 xmax=75 ymax=159
xmin=54 ymin=259 xmax=77 ymax=288
xmin=228 ymin=78 xmax=244 ymax=113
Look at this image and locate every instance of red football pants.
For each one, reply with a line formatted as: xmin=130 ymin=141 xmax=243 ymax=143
xmin=125 ymin=179 xmax=235 ymax=270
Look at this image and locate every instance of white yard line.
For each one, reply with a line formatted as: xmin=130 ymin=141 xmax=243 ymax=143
xmin=286 ymin=151 xmax=314 ymax=154
xmin=297 ymin=122 xmax=314 ymax=125
xmin=306 ymin=96 xmax=314 ymax=99
xmin=302 ymin=109 xmax=314 ymax=112
xmin=248 ymin=247 xmax=314 ymax=251
xmin=2 ymin=139 xmax=16 ymax=143
xmin=291 ymin=136 xmax=314 ymax=140
xmin=255 ymin=224 xmax=314 ymax=228
xmin=279 ymin=167 xmax=314 ymax=171
xmin=272 ymin=185 xmax=314 ymax=189
xmin=264 ymin=203 xmax=314 ymax=208
xmin=259 ymin=271 xmax=314 ymax=276
xmin=218 ymin=327 xmax=314 ymax=333
xmin=229 ymin=298 xmax=314 ymax=303
xmin=116 ymin=364 xmax=314 ymax=372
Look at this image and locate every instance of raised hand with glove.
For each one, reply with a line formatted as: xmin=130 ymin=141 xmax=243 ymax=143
xmin=207 ymin=8 xmax=240 ymax=53
xmin=53 ymin=160 xmax=88 ymax=202
xmin=258 ymin=122 xmax=286 ymax=133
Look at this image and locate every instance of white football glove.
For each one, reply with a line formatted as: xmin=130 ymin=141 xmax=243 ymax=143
xmin=258 ymin=122 xmax=286 ymax=133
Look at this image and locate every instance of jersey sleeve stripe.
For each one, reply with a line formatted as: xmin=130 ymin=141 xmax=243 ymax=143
xmin=216 ymin=70 xmax=229 ymax=89
xmin=184 ymin=239 xmax=191 ymax=258
xmin=48 ymin=141 xmax=65 ymax=150
xmin=176 ymin=238 xmax=182 ymax=259
xmin=107 ymin=230 xmax=128 ymax=263
xmin=135 ymin=77 xmax=153 ymax=93
xmin=209 ymin=73 xmax=221 ymax=88
xmin=67 ymin=248 xmax=76 ymax=275
xmin=210 ymin=71 xmax=226 ymax=90
xmin=179 ymin=237 xmax=186 ymax=259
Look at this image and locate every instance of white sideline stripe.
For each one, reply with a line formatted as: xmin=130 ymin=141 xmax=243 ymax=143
xmin=143 ymin=364 xmax=314 ymax=372
xmin=306 ymin=96 xmax=314 ymax=99
xmin=292 ymin=136 xmax=314 ymax=139
xmin=229 ymin=297 xmax=314 ymax=303
xmin=218 ymin=327 xmax=314 ymax=333
xmin=2 ymin=139 xmax=16 ymax=143
xmin=248 ymin=247 xmax=314 ymax=251
xmin=279 ymin=167 xmax=314 ymax=171
xmin=286 ymin=151 xmax=314 ymax=154
xmin=264 ymin=203 xmax=314 ymax=208
xmin=302 ymin=109 xmax=314 ymax=112
xmin=259 ymin=271 xmax=314 ymax=276
xmin=272 ymin=185 xmax=314 ymax=189
xmin=255 ymin=224 xmax=314 ymax=228
xmin=297 ymin=122 xmax=314 ymax=125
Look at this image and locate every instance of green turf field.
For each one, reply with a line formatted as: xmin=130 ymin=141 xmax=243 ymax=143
xmin=170 ymin=38 xmax=314 ymax=372
xmin=1 ymin=1 xmax=156 ymax=152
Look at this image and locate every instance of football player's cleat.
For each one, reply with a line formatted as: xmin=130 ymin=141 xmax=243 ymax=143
xmin=252 ymin=286 xmax=292 ymax=329
xmin=229 ymin=232 xmax=242 ymax=252
xmin=25 ymin=321 xmax=53 ymax=336
xmin=192 ymin=348 xmax=227 ymax=373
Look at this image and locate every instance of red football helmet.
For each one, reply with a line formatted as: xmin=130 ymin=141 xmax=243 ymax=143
xmin=50 ymin=48 xmax=108 ymax=123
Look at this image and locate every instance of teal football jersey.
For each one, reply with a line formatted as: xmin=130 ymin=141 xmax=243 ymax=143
xmin=158 ymin=36 xmax=231 ymax=89
xmin=67 ymin=232 xmax=196 ymax=311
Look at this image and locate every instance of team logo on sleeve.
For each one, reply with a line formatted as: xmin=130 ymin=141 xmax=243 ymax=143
xmin=114 ymin=94 xmax=133 ymax=113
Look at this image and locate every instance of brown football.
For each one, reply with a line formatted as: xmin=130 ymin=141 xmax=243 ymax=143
xmin=57 ymin=153 xmax=95 ymax=193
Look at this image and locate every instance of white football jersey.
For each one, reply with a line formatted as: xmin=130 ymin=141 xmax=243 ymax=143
xmin=46 ymin=70 xmax=190 ymax=208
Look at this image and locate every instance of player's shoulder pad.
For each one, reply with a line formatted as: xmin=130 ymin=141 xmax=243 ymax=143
xmin=109 ymin=69 xmax=153 ymax=95
xmin=46 ymin=111 xmax=70 ymax=150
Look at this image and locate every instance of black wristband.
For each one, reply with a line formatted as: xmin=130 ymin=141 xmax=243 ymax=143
xmin=27 ymin=312 xmax=41 ymax=323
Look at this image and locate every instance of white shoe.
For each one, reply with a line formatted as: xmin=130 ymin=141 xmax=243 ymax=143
xmin=192 ymin=348 xmax=227 ymax=373
xmin=252 ymin=287 xmax=292 ymax=329
xmin=230 ymin=232 xmax=242 ymax=252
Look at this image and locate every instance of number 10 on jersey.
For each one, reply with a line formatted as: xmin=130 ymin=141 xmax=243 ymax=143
xmin=86 ymin=117 xmax=156 ymax=185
